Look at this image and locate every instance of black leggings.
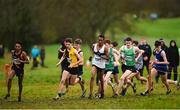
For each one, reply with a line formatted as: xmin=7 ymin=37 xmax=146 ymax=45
xmin=140 ymin=61 xmax=150 ymax=76
xmin=167 ymin=66 xmax=178 ymax=81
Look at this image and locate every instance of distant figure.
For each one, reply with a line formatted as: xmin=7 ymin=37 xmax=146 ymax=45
xmin=40 ymin=45 xmax=48 ymax=68
xmin=0 ymin=44 xmax=4 ymax=58
xmin=31 ymin=45 xmax=40 ymax=69
xmin=139 ymin=39 xmax=152 ymax=76
xmin=167 ymin=40 xmax=179 ymax=81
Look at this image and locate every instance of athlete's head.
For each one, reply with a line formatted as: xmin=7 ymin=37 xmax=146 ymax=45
xmin=98 ymin=34 xmax=105 ymax=46
xmin=111 ymin=41 xmax=118 ymax=48
xmin=15 ymin=41 xmax=22 ymax=51
xmin=141 ymin=38 xmax=147 ymax=45
xmin=104 ymin=39 xmax=111 ymax=48
xmin=132 ymin=40 xmax=139 ymax=47
xmin=154 ymin=40 xmax=161 ymax=50
xmin=74 ymin=38 xmax=82 ymax=50
xmin=159 ymin=38 xmax=166 ymax=46
xmin=65 ymin=38 xmax=73 ymax=49
xmin=125 ymin=37 xmax=132 ymax=48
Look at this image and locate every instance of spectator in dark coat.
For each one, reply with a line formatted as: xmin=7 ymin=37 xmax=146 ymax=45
xmin=167 ymin=40 xmax=179 ymax=81
xmin=40 ymin=45 xmax=48 ymax=68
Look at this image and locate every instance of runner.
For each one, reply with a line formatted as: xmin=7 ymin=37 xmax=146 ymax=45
xmin=117 ymin=37 xmax=143 ymax=94
xmin=88 ymin=35 xmax=109 ymax=99
xmin=4 ymin=41 xmax=29 ymax=102
xmin=121 ymin=40 xmax=147 ymax=96
xmin=74 ymin=38 xmax=86 ymax=98
xmin=53 ymin=38 xmax=83 ymax=100
xmin=141 ymin=40 xmax=171 ymax=96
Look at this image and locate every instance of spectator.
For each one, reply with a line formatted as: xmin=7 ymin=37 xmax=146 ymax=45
xmin=167 ymin=40 xmax=179 ymax=81
xmin=40 ymin=45 xmax=48 ymax=68
xmin=31 ymin=45 xmax=40 ymax=69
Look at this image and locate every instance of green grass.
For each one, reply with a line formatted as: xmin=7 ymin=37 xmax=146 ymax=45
xmin=134 ymin=18 xmax=180 ymax=45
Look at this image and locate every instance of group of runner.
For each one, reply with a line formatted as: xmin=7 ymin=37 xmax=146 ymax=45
xmin=3 ymin=35 xmax=180 ymax=101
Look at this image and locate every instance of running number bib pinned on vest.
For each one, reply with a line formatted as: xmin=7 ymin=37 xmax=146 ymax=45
xmin=92 ymin=44 xmax=106 ymax=69
xmin=68 ymin=47 xmax=78 ymax=67
xmin=122 ymin=46 xmax=136 ymax=66
xmin=105 ymin=48 xmax=114 ymax=70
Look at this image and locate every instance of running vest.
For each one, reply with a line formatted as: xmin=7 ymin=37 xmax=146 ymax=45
xmin=92 ymin=44 xmax=106 ymax=69
xmin=78 ymin=49 xmax=83 ymax=66
xmin=68 ymin=47 xmax=78 ymax=67
xmin=105 ymin=48 xmax=114 ymax=70
xmin=122 ymin=46 xmax=136 ymax=66
xmin=154 ymin=49 xmax=168 ymax=71
xmin=12 ymin=50 xmax=24 ymax=70
xmin=135 ymin=55 xmax=143 ymax=70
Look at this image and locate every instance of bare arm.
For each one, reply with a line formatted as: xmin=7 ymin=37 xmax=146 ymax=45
xmin=157 ymin=51 xmax=169 ymax=64
xmin=104 ymin=46 xmax=109 ymax=60
xmin=113 ymin=48 xmax=120 ymax=56
xmin=113 ymin=52 xmax=120 ymax=66
xmin=135 ymin=47 xmax=144 ymax=62
xmin=79 ymin=52 xmax=84 ymax=65
xmin=56 ymin=53 xmax=65 ymax=67
xmin=20 ymin=51 xmax=29 ymax=64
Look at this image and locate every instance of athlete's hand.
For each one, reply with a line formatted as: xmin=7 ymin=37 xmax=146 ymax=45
xmin=114 ymin=62 xmax=120 ymax=66
xmin=153 ymin=60 xmax=159 ymax=64
xmin=68 ymin=64 xmax=73 ymax=68
xmin=56 ymin=62 xmax=60 ymax=67
xmin=135 ymin=58 xmax=138 ymax=63
xmin=144 ymin=56 xmax=148 ymax=61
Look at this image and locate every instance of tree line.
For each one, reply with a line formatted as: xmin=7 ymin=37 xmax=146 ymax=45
xmin=0 ymin=0 xmax=180 ymax=52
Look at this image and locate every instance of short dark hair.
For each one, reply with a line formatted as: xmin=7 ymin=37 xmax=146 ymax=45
xmin=98 ymin=34 xmax=105 ymax=39
xmin=125 ymin=37 xmax=132 ymax=42
xmin=15 ymin=41 xmax=23 ymax=46
xmin=65 ymin=38 xmax=73 ymax=43
xmin=154 ymin=40 xmax=161 ymax=47
xmin=104 ymin=39 xmax=111 ymax=44
xmin=74 ymin=38 xmax=82 ymax=44
xmin=111 ymin=41 xmax=118 ymax=47
xmin=133 ymin=40 xmax=139 ymax=46
xmin=159 ymin=38 xmax=163 ymax=41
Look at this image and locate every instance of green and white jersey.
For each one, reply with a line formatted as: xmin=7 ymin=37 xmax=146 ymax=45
xmin=105 ymin=48 xmax=114 ymax=70
xmin=120 ymin=45 xmax=136 ymax=66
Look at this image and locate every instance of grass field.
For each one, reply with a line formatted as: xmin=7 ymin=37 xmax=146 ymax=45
xmin=134 ymin=18 xmax=180 ymax=45
xmin=0 ymin=18 xmax=180 ymax=109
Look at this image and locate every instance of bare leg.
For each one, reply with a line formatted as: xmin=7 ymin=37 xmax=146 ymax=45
xmin=18 ymin=74 xmax=24 ymax=102
xmin=58 ymin=70 xmax=70 ymax=94
xmin=161 ymin=74 xmax=171 ymax=94
xmin=89 ymin=66 xmax=97 ymax=98
xmin=104 ymin=71 xmax=112 ymax=90
xmin=117 ymin=70 xmax=132 ymax=94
